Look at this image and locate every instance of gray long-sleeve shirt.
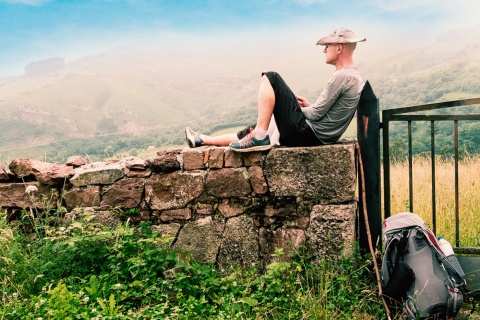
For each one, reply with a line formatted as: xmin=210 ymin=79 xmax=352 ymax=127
xmin=301 ymin=67 xmax=364 ymax=144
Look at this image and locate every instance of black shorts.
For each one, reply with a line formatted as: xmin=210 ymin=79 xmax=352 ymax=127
xmin=237 ymin=72 xmax=321 ymax=147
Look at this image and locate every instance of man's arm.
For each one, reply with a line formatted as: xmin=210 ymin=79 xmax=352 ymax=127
xmin=295 ymin=95 xmax=310 ymax=108
xmin=300 ymin=71 xmax=348 ymax=121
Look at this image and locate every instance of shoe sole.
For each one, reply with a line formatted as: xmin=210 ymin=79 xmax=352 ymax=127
xmin=229 ymin=144 xmax=273 ymax=153
xmin=185 ymin=128 xmax=195 ymax=148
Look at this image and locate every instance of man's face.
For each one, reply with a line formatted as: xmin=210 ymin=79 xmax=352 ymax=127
xmin=324 ymin=43 xmax=341 ymax=65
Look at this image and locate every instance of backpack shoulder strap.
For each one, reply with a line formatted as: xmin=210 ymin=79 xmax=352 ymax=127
xmin=393 ymin=229 xmax=410 ymax=268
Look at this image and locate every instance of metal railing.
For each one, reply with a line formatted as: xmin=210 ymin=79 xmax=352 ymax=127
xmin=382 ymin=97 xmax=480 ymax=254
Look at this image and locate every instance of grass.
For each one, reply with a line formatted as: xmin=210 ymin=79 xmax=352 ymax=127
xmin=387 ymin=156 xmax=480 ymax=247
xmin=0 ymin=208 xmax=385 ymax=320
xmin=1 ymin=155 xmax=479 ymax=319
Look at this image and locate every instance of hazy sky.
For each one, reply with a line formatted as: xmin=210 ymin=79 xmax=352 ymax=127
xmin=0 ymin=0 xmax=479 ymax=77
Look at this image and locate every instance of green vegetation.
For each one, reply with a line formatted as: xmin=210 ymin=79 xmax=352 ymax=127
xmin=2 ymin=40 xmax=480 ymax=164
xmin=0 ymin=207 xmax=385 ymax=319
xmin=386 ymin=103 xmax=480 ymax=162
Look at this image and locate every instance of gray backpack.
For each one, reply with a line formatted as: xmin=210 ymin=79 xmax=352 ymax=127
xmin=381 ymin=212 xmax=467 ymax=319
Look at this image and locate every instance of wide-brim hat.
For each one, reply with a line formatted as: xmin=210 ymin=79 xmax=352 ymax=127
xmin=317 ymin=28 xmax=366 ymax=45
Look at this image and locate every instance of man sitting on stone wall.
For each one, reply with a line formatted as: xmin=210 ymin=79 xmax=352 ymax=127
xmin=186 ymin=28 xmax=366 ymax=152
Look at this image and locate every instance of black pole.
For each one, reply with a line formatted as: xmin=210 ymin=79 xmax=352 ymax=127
xmin=357 ymin=81 xmax=382 ymax=252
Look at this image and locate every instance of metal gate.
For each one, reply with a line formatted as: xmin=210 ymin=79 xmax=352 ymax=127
xmin=357 ymin=88 xmax=480 ymax=297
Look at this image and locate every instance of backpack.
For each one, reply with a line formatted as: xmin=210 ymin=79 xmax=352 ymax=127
xmin=380 ymin=212 xmax=468 ymax=319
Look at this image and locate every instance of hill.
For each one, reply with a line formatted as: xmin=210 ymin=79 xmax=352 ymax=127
xmin=1 ymin=30 xmax=480 ymax=162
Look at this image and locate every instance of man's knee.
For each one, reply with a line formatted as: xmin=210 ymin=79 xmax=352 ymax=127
xmin=262 ymin=71 xmax=280 ymax=83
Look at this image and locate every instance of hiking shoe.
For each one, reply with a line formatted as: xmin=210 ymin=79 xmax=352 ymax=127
xmin=185 ymin=127 xmax=203 ymax=148
xmin=229 ymin=135 xmax=272 ymax=152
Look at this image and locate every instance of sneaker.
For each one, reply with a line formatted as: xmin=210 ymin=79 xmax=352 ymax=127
xmin=185 ymin=127 xmax=203 ymax=148
xmin=229 ymin=135 xmax=272 ymax=152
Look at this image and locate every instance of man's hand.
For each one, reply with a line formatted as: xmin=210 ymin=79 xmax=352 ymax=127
xmin=296 ymin=95 xmax=310 ymax=108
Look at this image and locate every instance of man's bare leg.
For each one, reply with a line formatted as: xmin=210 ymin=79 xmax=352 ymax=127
xmin=186 ymin=75 xmax=275 ymax=149
xmin=186 ymin=126 xmax=240 ymax=147
xmin=200 ymin=133 xmax=238 ymax=146
xmin=254 ymin=75 xmax=275 ymax=138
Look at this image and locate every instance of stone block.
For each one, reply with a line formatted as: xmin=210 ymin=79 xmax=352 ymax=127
xmin=160 ymin=208 xmax=192 ymax=221
xmin=218 ymin=215 xmax=260 ymax=270
xmin=218 ymin=198 xmax=245 ymax=218
xmin=0 ymin=164 xmax=11 ymax=181
xmin=264 ymin=144 xmax=356 ymax=201
xmin=0 ymin=182 xmax=58 ymax=209
xmin=174 ymin=216 xmax=222 ymax=263
xmin=182 ymin=149 xmax=204 ymax=170
xmin=242 ymin=152 xmax=263 ymax=167
xmin=269 ymin=227 xmax=306 ymax=262
xmin=145 ymin=172 xmax=204 ymax=210
xmin=146 ymin=149 xmax=181 ymax=173
xmin=207 ymin=147 xmax=224 ymax=169
xmin=65 ymin=156 xmax=86 ymax=167
xmin=248 ymin=166 xmax=268 ymax=194
xmin=195 ymin=203 xmax=215 ymax=215
xmin=70 ymin=161 xmax=126 ymax=187
xmin=101 ymin=178 xmax=144 ymax=208
xmin=9 ymin=158 xmax=51 ymax=177
xmin=306 ymin=202 xmax=357 ymax=258
xmin=151 ymin=223 xmax=181 ymax=245
xmin=64 ymin=186 xmax=101 ymax=209
xmin=205 ymin=168 xmax=251 ymax=198
xmin=9 ymin=158 xmax=74 ymax=186
xmin=224 ymin=149 xmax=243 ymax=168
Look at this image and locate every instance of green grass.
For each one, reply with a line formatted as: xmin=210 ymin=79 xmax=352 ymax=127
xmin=0 ymin=208 xmax=386 ymax=320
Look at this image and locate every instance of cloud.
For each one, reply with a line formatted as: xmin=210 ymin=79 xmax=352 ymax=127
xmin=366 ymin=0 xmax=438 ymax=12
xmin=291 ymin=0 xmax=327 ymax=4
xmin=0 ymin=0 xmax=52 ymax=5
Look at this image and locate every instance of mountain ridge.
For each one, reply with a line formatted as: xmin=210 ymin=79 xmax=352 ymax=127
xmin=1 ymin=35 xmax=480 ymax=161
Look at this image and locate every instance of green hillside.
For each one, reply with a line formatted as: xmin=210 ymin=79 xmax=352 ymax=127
xmin=1 ymin=35 xmax=480 ymax=163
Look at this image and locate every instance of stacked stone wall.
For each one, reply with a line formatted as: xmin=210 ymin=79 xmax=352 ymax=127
xmin=0 ymin=142 xmax=357 ymax=268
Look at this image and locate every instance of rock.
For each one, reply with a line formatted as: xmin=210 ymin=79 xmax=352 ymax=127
xmin=248 ymin=166 xmax=268 ymax=194
xmin=264 ymin=201 xmax=296 ymax=217
xmin=218 ymin=198 xmax=244 ymax=218
xmin=36 ymin=163 xmax=75 ymax=185
xmin=218 ymin=215 xmax=260 ymax=270
xmin=146 ymin=149 xmax=181 ymax=173
xmin=206 ymin=148 xmax=224 ymax=169
xmin=151 ymin=223 xmax=181 ymax=245
xmin=160 ymin=208 xmax=192 ymax=222
xmin=205 ymin=168 xmax=251 ymax=198
xmin=70 ymin=161 xmax=126 ymax=187
xmin=242 ymin=152 xmax=264 ymax=167
xmin=101 ymin=178 xmax=144 ymax=208
xmin=65 ymin=156 xmax=87 ymax=167
xmin=182 ymin=149 xmax=204 ymax=170
xmin=195 ymin=203 xmax=215 ymax=215
xmin=174 ymin=216 xmax=222 ymax=263
xmin=64 ymin=186 xmax=101 ymax=209
xmin=0 ymin=164 xmax=11 ymax=181
xmin=306 ymin=202 xmax=357 ymax=258
xmin=122 ymin=157 xmax=146 ymax=170
xmin=265 ymin=145 xmax=356 ymax=201
xmin=270 ymin=227 xmax=306 ymax=261
xmin=145 ymin=172 xmax=204 ymax=210
xmin=9 ymin=158 xmax=52 ymax=177
xmin=0 ymin=182 xmax=58 ymax=208
xmin=224 ymin=149 xmax=243 ymax=168
xmin=91 ymin=210 xmax=122 ymax=229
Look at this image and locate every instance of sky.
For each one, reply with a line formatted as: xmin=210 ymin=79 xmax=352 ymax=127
xmin=0 ymin=0 xmax=479 ymax=77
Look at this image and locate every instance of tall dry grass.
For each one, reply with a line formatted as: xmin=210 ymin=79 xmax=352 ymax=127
xmin=387 ymin=156 xmax=480 ymax=247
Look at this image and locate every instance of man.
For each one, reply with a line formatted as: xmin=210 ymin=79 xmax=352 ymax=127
xmin=186 ymin=28 xmax=365 ymax=152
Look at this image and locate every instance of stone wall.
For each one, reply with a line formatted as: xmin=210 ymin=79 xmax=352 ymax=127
xmin=0 ymin=142 xmax=357 ymax=268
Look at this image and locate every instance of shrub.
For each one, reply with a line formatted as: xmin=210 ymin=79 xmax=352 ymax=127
xmin=0 ymin=208 xmax=386 ymax=319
